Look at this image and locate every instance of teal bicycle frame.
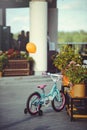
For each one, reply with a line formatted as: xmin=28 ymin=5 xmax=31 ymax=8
xmin=38 ymin=74 xmax=62 ymax=106
xmin=41 ymin=84 xmax=61 ymax=102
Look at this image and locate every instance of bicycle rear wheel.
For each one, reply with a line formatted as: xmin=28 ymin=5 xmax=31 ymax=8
xmin=27 ymin=92 xmax=41 ymax=115
xmin=52 ymin=91 xmax=65 ymax=112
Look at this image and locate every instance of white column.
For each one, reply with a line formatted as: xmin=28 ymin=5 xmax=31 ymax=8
xmin=29 ymin=1 xmax=47 ymax=75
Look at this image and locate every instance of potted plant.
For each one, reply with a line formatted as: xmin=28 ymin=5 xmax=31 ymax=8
xmin=65 ymin=61 xmax=87 ymax=97
xmin=52 ymin=45 xmax=82 ymax=86
xmin=0 ymin=53 xmax=8 ymax=77
xmin=53 ymin=45 xmax=82 ymax=72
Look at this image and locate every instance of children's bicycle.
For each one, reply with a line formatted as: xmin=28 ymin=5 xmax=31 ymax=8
xmin=24 ymin=73 xmax=65 ymax=116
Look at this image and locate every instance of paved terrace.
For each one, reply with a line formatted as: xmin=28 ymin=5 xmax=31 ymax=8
xmin=0 ymin=75 xmax=87 ymax=130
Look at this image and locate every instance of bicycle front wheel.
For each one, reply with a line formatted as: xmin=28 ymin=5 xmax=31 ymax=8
xmin=27 ymin=92 xmax=41 ymax=115
xmin=52 ymin=91 xmax=65 ymax=112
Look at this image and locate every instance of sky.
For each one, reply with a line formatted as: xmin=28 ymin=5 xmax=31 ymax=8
xmin=58 ymin=0 xmax=87 ymax=32
xmin=6 ymin=0 xmax=87 ymax=33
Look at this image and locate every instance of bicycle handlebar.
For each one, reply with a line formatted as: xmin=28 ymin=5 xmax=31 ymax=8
xmin=42 ymin=72 xmax=63 ymax=82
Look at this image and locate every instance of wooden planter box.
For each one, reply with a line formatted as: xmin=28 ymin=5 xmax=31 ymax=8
xmin=66 ymin=91 xmax=87 ymax=121
xmin=3 ymin=60 xmax=30 ymax=76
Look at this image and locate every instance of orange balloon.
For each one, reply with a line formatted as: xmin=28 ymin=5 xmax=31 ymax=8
xmin=26 ymin=42 xmax=36 ymax=53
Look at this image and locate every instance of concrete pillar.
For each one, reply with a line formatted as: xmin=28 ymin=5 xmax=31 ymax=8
xmin=0 ymin=9 xmax=6 ymax=26
xmin=0 ymin=9 xmax=3 ymax=25
xmin=48 ymin=8 xmax=58 ymax=50
xmin=0 ymin=8 xmax=6 ymax=26
xmin=29 ymin=0 xmax=47 ymax=75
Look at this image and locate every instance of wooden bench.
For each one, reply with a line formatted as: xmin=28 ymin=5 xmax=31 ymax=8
xmin=3 ymin=60 xmax=30 ymax=76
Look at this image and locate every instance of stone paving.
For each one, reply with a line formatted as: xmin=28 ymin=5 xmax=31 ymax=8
xmin=0 ymin=76 xmax=87 ymax=130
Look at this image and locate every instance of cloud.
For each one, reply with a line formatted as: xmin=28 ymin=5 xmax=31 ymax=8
xmin=6 ymin=10 xmax=30 ymax=33
xmin=10 ymin=23 xmax=30 ymax=34
xmin=58 ymin=0 xmax=87 ymax=32
xmin=7 ymin=7 xmax=30 ymax=33
xmin=58 ymin=0 xmax=87 ymax=10
xmin=12 ymin=16 xmax=29 ymax=23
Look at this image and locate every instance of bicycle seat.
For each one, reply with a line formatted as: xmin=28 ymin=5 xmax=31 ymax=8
xmin=37 ymin=84 xmax=47 ymax=89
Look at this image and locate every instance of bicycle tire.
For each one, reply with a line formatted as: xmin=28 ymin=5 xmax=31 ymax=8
xmin=27 ymin=92 xmax=41 ymax=115
xmin=51 ymin=91 xmax=65 ymax=112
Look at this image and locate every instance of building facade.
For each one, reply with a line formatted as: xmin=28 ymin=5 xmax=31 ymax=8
xmin=0 ymin=0 xmax=58 ymax=75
